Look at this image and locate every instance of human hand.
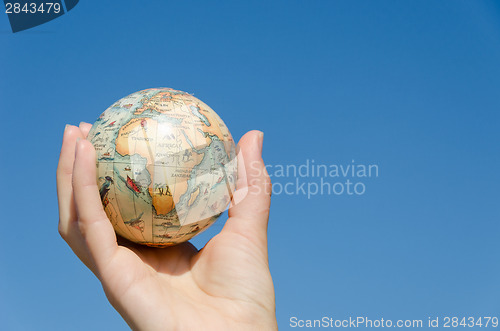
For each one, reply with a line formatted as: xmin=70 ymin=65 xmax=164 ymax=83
xmin=57 ymin=123 xmax=277 ymax=330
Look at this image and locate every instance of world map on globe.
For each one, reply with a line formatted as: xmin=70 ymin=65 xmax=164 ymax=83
xmin=87 ymin=88 xmax=237 ymax=246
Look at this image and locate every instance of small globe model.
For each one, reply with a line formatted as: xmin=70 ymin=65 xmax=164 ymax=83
xmin=87 ymin=88 xmax=237 ymax=247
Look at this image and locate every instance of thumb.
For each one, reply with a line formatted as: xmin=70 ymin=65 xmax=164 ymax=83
xmin=223 ymin=130 xmax=272 ymax=248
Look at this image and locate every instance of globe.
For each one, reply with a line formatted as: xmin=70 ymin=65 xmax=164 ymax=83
xmin=87 ymin=88 xmax=237 ymax=247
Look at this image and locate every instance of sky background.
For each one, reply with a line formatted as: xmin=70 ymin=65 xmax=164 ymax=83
xmin=1 ymin=1 xmax=499 ymax=330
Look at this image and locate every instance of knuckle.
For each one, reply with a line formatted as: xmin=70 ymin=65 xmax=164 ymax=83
xmin=58 ymin=222 xmax=67 ymax=239
xmin=56 ymin=165 xmax=71 ymax=178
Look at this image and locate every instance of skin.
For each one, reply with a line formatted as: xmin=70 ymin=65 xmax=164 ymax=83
xmin=57 ymin=122 xmax=277 ymax=331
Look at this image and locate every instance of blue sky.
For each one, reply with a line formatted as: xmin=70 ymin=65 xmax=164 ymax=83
xmin=1 ymin=1 xmax=499 ymax=330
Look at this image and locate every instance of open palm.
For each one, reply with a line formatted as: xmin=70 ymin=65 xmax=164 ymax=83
xmin=57 ymin=123 xmax=277 ymax=330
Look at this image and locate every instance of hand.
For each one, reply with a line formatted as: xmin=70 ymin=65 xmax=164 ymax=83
xmin=57 ymin=123 xmax=277 ymax=330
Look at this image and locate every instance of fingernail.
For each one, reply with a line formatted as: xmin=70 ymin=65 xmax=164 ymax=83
xmin=258 ymin=131 xmax=264 ymax=153
xmin=64 ymin=124 xmax=69 ymax=132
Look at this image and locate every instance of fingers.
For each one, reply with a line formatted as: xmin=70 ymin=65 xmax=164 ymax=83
xmin=58 ymin=122 xmax=119 ymax=274
xmin=57 ymin=125 xmax=95 ymax=268
xmin=224 ymin=131 xmax=272 ymax=248
xmin=56 ymin=122 xmax=92 ymax=226
xmin=73 ymin=139 xmax=118 ymax=273
xmin=79 ymin=122 xmax=92 ymax=138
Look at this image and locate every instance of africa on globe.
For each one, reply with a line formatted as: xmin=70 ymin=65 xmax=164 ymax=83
xmin=87 ymin=88 xmax=237 ymax=247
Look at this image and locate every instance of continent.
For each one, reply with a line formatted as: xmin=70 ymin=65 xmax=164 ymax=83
xmin=133 ymin=89 xmax=190 ymax=115
xmin=115 ymin=117 xmax=206 ymax=216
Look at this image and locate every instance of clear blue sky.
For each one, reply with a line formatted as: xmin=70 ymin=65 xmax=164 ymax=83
xmin=1 ymin=1 xmax=499 ymax=330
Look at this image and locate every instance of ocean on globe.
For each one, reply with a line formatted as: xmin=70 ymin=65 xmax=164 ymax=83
xmin=87 ymin=88 xmax=237 ymax=247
